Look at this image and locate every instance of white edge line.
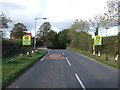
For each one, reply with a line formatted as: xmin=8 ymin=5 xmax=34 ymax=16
xmin=70 ymin=50 xmax=118 ymax=69
xmin=65 ymin=57 xmax=71 ymax=66
xmin=73 ymin=51 xmax=98 ymax=62
xmin=48 ymin=49 xmax=51 ymax=52
xmin=75 ymin=74 xmax=86 ymax=90
xmin=41 ymin=53 xmax=49 ymax=61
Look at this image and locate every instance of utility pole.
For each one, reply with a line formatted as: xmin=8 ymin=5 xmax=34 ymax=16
xmin=105 ymin=27 xmax=108 ymax=61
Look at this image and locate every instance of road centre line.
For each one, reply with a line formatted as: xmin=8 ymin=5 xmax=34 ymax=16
xmin=75 ymin=74 xmax=86 ymax=90
xmin=41 ymin=53 xmax=49 ymax=61
xmin=65 ymin=57 xmax=71 ymax=66
xmin=48 ymin=49 xmax=51 ymax=52
xmin=62 ymin=53 xmax=65 ymax=55
xmin=61 ymin=50 xmax=65 ymax=55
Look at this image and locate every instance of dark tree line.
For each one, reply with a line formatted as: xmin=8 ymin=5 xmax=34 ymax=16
xmin=42 ymin=29 xmax=71 ymax=49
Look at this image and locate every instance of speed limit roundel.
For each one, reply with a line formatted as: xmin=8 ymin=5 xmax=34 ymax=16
xmin=96 ymin=36 xmax=100 ymax=40
xmin=24 ymin=36 xmax=29 ymax=40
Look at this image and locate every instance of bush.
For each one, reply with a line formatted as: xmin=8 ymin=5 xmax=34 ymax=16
xmin=98 ymin=35 xmax=118 ymax=55
xmin=68 ymin=31 xmax=93 ymax=52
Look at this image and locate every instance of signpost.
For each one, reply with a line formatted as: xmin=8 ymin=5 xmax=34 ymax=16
xmin=22 ymin=35 xmax=31 ymax=45
xmin=94 ymin=35 xmax=102 ymax=57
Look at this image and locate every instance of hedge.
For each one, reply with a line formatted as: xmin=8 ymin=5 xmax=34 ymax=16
xmin=2 ymin=39 xmax=33 ymax=58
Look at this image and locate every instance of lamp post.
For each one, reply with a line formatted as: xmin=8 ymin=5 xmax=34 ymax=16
xmin=105 ymin=27 xmax=108 ymax=61
xmin=34 ymin=18 xmax=47 ymax=50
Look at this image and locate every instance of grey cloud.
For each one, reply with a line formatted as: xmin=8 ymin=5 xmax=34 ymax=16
xmin=20 ymin=20 xmax=73 ymax=33
xmin=51 ymin=20 xmax=74 ymax=30
xmin=0 ymin=1 xmax=27 ymax=11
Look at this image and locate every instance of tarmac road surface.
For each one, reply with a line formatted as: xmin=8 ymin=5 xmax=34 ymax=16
xmin=8 ymin=49 xmax=118 ymax=89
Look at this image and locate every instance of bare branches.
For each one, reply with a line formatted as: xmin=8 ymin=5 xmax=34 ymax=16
xmin=0 ymin=12 xmax=12 ymax=29
xmin=71 ymin=19 xmax=90 ymax=32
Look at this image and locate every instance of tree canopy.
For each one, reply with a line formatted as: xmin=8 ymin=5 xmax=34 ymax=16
xmin=105 ymin=0 xmax=118 ymax=26
xmin=37 ymin=22 xmax=51 ymax=46
xmin=89 ymin=14 xmax=114 ymax=35
xmin=0 ymin=12 xmax=12 ymax=38
xmin=47 ymin=30 xmax=57 ymax=48
xmin=0 ymin=12 xmax=12 ymax=29
xmin=58 ymin=29 xmax=71 ymax=48
xmin=10 ymin=22 xmax=28 ymax=39
xmin=71 ymin=19 xmax=90 ymax=32
xmin=106 ymin=0 xmax=118 ymax=18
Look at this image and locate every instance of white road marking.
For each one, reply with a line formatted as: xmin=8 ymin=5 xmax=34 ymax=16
xmin=48 ymin=49 xmax=51 ymax=52
xmin=16 ymin=86 xmax=18 ymax=88
xmin=67 ymin=50 xmax=93 ymax=62
xmin=69 ymin=50 xmax=113 ymax=67
xmin=50 ymin=54 xmax=61 ymax=57
xmin=62 ymin=53 xmax=65 ymax=55
xmin=75 ymin=74 xmax=86 ymax=90
xmin=41 ymin=53 xmax=49 ymax=61
xmin=61 ymin=50 xmax=65 ymax=55
xmin=81 ymin=53 xmax=103 ymax=63
xmin=65 ymin=57 xmax=71 ymax=66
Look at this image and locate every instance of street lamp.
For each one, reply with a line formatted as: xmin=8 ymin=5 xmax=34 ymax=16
xmin=105 ymin=27 xmax=108 ymax=61
xmin=34 ymin=18 xmax=47 ymax=50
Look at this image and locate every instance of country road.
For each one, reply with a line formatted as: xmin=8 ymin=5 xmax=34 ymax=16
xmin=8 ymin=49 xmax=118 ymax=89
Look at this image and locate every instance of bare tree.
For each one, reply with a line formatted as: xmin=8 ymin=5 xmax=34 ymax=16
xmin=105 ymin=0 xmax=118 ymax=26
xmin=0 ymin=12 xmax=12 ymax=37
xmin=71 ymin=19 xmax=90 ymax=32
xmin=89 ymin=14 xmax=113 ymax=35
xmin=106 ymin=0 xmax=118 ymax=17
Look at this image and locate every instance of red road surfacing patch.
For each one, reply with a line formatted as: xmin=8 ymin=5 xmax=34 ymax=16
xmin=45 ymin=54 xmax=65 ymax=60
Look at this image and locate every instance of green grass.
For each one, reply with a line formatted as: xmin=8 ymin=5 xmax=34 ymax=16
xmin=2 ymin=49 xmax=47 ymax=87
xmin=68 ymin=48 xmax=119 ymax=69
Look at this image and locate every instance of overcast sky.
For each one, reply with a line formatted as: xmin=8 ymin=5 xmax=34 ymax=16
xmin=0 ymin=0 xmax=118 ymax=38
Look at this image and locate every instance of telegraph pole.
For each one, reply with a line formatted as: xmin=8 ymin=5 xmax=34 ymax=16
xmin=105 ymin=27 xmax=108 ymax=61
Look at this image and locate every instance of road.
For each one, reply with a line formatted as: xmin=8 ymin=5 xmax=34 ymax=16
xmin=8 ymin=49 xmax=118 ymax=89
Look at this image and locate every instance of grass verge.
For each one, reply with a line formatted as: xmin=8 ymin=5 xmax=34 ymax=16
xmin=68 ymin=48 xmax=119 ymax=69
xmin=2 ymin=49 xmax=47 ymax=88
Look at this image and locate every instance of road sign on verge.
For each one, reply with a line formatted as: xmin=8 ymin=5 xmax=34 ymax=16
xmin=94 ymin=35 xmax=102 ymax=45
xmin=22 ymin=35 xmax=31 ymax=45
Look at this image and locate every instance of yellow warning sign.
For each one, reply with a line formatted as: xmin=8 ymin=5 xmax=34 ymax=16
xmin=94 ymin=35 xmax=102 ymax=45
xmin=22 ymin=35 xmax=31 ymax=45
